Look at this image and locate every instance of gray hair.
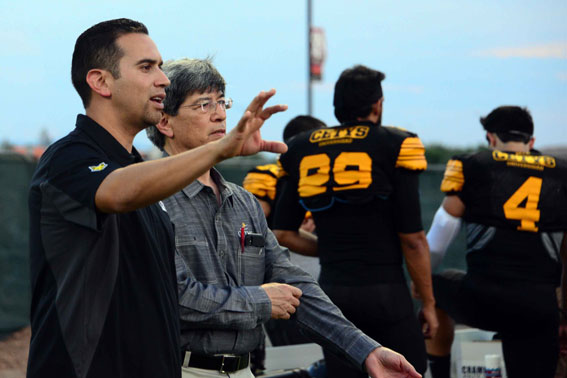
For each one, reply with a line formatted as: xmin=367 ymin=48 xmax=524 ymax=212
xmin=146 ymin=58 xmax=226 ymax=150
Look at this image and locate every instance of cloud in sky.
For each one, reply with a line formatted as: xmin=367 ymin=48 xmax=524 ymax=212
xmin=473 ymin=42 xmax=567 ymax=59
xmin=558 ymin=72 xmax=567 ymax=81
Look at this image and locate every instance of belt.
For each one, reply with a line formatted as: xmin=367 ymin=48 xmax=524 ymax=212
xmin=182 ymin=351 xmax=250 ymax=373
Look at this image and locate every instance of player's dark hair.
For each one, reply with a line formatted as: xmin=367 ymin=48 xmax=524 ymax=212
xmin=481 ymin=106 xmax=534 ymax=143
xmin=283 ymin=115 xmax=326 ymax=143
xmin=72 ymin=18 xmax=148 ymax=108
xmin=333 ymin=65 xmax=385 ymax=123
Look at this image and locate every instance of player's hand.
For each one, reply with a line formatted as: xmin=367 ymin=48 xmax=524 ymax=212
xmin=364 ymin=347 xmax=422 ymax=378
xmin=419 ymin=303 xmax=439 ymax=339
xmin=217 ymin=89 xmax=287 ymax=159
xmin=300 ymin=217 xmax=316 ymax=234
xmin=261 ymin=283 xmax=302 ymax=320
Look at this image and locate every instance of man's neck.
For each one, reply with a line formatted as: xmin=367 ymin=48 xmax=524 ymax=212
xmin=198 ymin=169 xmax=221 ymax=204
xmin=164 ymin=143 xmax=221 ymax=203
xmin=86 ymin=106 xmax=139 ymax=153
xmin=493 ymin=141 xmax=530 ymax=153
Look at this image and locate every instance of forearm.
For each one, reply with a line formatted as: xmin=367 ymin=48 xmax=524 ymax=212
xmin=265 ymin=237 xmax=378 ymax=369
xmin=427 ymin=205 xmax=462 ymax=271
xmin=96 ymin=142 xmax=223 ymax=213
xmin=289 ymin=277 xmax=380 ymax=369
xmin=178 ymin=279 xmax=272 ymax=330
xmin=273 ymin=229 xmax=318 ymax=257
xmin=400 ymin=231 xmax=435 ymax=306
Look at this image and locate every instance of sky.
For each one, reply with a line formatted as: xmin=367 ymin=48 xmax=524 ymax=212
xmin=1 ymin=0 xmax=566 ymax=150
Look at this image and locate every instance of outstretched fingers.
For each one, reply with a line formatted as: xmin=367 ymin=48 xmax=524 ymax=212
xmin=246 ymin=89 xmax=277 ymax=114
xmin=260 ymin=104 xmax=288 ymax=121
xmin=261 ymin=140 xmax=288 ymax=154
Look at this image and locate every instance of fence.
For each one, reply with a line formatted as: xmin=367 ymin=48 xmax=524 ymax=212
xmin=0 ymin=154 xmax=466 ymax=337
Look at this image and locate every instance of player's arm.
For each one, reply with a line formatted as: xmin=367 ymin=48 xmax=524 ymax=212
xmin=394 ymin=136 xmax=437 ymax=338
xmin=272 ymin=175 xmax=318 ymax=256
xmin=427 ymin=195 xmax=464 ymax=270
xmin=399 ymin=230 xmax=437 ymax=338
xmin=95 ymin=89 xmax=287 ymax=213
xmin=427 ymin=158 xmax=466 ymax=270
xmin=394 ymin=170 xmax=437 ymax=338
xmin=242 ymin=164 xmax=279 ymax=218
xmin=273 ymin=229 xmax=318 ymax=257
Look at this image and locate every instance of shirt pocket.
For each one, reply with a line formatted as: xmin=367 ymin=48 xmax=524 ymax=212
xmin=241 ymin=246 xmax=266 ymax=285
xmin=175 ymin=226 xmax=218 ymax=284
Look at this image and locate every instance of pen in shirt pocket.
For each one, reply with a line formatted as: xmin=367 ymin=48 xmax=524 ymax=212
xmin=240 ymin=223 xmax=245 ymax=253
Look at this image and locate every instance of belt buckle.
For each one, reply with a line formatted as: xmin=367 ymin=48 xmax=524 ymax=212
xmin=219 ymin=355 xmax=227 ymax=374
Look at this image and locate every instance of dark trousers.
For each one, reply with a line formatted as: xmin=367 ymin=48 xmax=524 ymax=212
xmin=319 ymin=281 xmax=427 ymax=378
xmin=434 ymin=270 xmax=559 ymax=378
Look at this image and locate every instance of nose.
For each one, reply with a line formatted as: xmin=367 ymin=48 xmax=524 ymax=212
xmin=211 ymin=103 xmax=226 ymax=121
xmin=156 ymin=67 xmax=170 ymax=87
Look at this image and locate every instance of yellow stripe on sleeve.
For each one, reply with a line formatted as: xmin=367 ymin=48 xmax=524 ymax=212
xmin=395 ymin=137 xmax=427 ymax=171
xmin=440 ymin=159 xmax=464 ymax=193
xmin=243 ymin=172 xmax=277 ymax=200
xmin=255 ymin=163 xmax=280 ymax=177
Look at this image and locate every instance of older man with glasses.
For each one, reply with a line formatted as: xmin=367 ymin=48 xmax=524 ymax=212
xmin=146 ymin=58 xmax=422 ymax=378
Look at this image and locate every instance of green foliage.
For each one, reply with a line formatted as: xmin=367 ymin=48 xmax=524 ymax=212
xmin=425 ymin=143 xmax=486 ymax=165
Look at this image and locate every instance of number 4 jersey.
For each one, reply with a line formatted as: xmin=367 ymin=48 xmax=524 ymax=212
xmin=273 ymin=121 xmax=427 ymax=285
xmin=441 ymin=149 xmax=567 ymax=284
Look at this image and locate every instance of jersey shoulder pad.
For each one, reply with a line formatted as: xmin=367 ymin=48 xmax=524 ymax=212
xmin=242 ymin=164 xmax=278 ymax=201
xmin=439 ymin=153 xmax=477 ymax=193
xmin=382 ymin=127 xmax=426 ymax=171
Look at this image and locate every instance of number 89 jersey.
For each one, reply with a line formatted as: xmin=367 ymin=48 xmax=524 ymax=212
xmin=441 ymin=149 xmax=567 ymax=284
xmin=278 ymin=121 xmax=427 ymax=212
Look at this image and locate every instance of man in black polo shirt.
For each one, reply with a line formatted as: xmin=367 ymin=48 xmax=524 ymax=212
xmin=27 ymin=18 xmax=287 ymax=378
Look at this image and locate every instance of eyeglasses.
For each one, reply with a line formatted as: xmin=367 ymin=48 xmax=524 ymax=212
xmin=180 ymin=98 xmax=233 ymax=114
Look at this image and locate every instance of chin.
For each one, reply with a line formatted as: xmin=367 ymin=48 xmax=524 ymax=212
xmin=143 ymin=114 xmax=162 ymax=128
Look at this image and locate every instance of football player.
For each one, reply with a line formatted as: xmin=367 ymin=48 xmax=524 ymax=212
xmin=272 ymin=65 xmax=437 ymax=377
xmin=425 ymin=106 xmax=567 ymax=378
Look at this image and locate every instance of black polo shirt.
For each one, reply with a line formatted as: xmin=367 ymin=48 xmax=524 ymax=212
xmin=28 ymin=115 xmax=180 ymax=378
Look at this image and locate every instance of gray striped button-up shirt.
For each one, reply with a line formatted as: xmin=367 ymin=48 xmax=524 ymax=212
xmin=166 ymin=168 xmax=380 ymax=370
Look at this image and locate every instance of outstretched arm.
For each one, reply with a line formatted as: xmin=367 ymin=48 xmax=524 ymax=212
xmin=96 ymin=89 xmax=287 ymax=213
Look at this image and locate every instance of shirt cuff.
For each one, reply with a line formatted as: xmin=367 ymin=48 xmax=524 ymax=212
xmin=346 ymin=333 xmax=382 ymax=369
xmin=244 ymin=286 xmax=272 ymax=325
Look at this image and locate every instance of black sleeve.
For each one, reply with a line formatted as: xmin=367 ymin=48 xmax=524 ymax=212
xmin=43 ymin=142 xmax=118 ymax=230
xmin=271 ymin=175 xmax=306 ymax=231
xmin=392 ymin=168 xmax=423 ymax=233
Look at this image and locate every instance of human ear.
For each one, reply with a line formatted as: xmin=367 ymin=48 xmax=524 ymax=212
xmin=86 ymin=69 xmax=111 ymax=98
xmin=156 ymin=115 xmax=174 ymax=138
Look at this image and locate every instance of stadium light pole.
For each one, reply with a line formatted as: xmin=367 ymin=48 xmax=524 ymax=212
xmin=307 ymin=0 xmax=312 ymax=116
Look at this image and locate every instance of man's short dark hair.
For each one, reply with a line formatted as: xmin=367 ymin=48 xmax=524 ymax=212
xmin=146 ymin=58 xmax=226 ymax=151
xmin=71 ymin=18 xmax=148 ymax=108
xmin=333 ymin=65 xmax=385 ymax=124
xmin=282 ymin=115 xmax=326 ymax=143
xmin=481 ymin=106 xmax=534 ymax=143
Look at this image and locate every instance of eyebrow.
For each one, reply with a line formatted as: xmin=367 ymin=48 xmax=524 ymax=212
xmin=194 ymin=93 xmax=225 ymax=102
xmin=135 ymin=58 xmax=163 ymax=67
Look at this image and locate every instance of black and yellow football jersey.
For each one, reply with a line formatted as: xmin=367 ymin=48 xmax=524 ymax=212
xmin=243 ymin=163 xmax=279 ymax=205
xmin=272 ymin=121 xmax=427 ymax=285
xmin=441 ymin=149 xmax=567 ymax=284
